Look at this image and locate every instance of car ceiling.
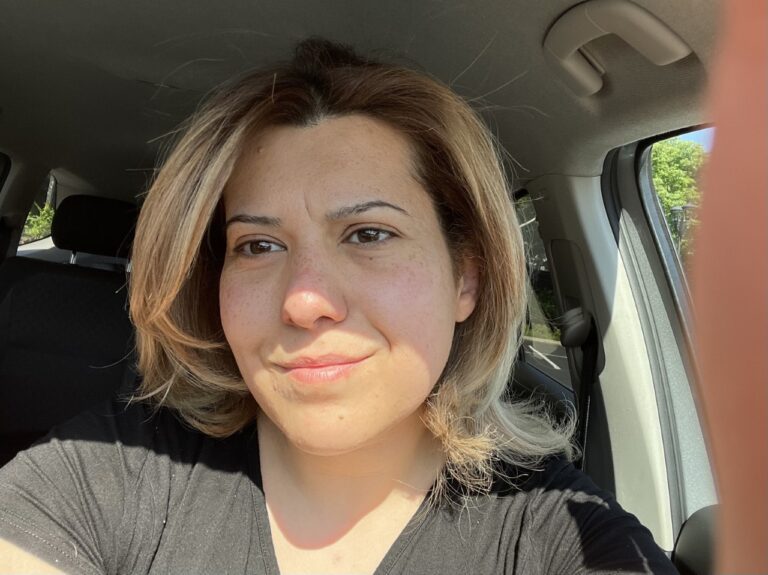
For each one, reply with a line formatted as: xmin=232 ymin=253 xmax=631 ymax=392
xmin=0 ymin=0 xmax=718 ymax=203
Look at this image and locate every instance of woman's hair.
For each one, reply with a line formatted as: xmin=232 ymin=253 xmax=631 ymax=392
xmin=130 ymin=37 xmax=574 ymax=500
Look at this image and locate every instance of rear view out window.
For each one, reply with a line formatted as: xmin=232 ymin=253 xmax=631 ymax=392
xmin=514 ymin=192 xmax=572 ymax=389
xmin=648 ymin=128 xmax=713 ymax=272
xmin=20 ymin=174 xmax=57 ymax=246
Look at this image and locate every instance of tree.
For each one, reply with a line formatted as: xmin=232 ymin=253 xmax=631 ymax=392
xmin=651 ymin=137 xmax=707 ymax=263
xmin=20 ymin=203 xmax=55 ymax=245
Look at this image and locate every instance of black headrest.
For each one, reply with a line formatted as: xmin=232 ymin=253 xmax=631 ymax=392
xmin=51 ymin=195 xmax=138 ymax=258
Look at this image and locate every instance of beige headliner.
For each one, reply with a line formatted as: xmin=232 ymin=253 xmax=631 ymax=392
xmin=0 ymin=0 xmax=718 ymax=201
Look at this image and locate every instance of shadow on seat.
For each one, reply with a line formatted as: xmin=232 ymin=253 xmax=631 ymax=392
xmin=0 ymin=195 xmax=138 ymax=467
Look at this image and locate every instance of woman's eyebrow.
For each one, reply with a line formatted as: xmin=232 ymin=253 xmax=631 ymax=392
xmin=224 ymin=201 xmax=408 ymax=229
xmin=327 ymin=200 xmax=410 ymax=220
xmin=225 ymin=214 xmax=281 ymax=229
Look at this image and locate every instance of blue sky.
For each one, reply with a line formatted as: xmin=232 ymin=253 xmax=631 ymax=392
xmin=679 ymin=127 xmax=715 ymax=152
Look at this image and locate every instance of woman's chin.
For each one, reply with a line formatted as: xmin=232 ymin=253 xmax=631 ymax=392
xmin=280 ymin=421 xmax=373 ymax=457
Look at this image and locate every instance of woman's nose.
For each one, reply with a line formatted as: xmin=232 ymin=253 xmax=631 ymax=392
xmin=281 ymin=253 xmax=348 ymax=329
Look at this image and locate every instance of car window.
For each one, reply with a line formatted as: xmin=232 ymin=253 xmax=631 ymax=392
xmin=514 ymin=192 xmax=572 ymax=389
xmin=608 ymin=127 xmax=718 ymax=545
xmin=19 ymin=174 xmax=56 ymax=246
xmin=647 ymin=128 xmax=713 ymax=273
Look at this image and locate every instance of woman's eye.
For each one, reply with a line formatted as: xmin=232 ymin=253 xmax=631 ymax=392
xmin=347 ymin=228 xmax=394 ymax=245
xmin=235 ymin=239 xmax=285 ymax=256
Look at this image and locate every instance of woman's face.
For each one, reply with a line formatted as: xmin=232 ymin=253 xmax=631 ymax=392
xmin=220 ymin=114 xmax=477 ymax=456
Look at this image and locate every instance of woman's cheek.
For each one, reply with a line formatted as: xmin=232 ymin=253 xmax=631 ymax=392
xmin=219 ymin=270 xmax=272 ymax=347
xmin=219 ymin=272 xmax=244 ymax=338
xmin=363 ymin=257 xmax=457 ymax=371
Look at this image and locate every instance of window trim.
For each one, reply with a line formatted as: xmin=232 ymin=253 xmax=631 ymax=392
xmin=634 ymin=126 xmax=714 ymax=336
xmin=602 ymin=131 xmax=718 ymax=542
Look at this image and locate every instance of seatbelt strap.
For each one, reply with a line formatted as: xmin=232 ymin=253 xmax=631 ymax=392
xmin=576 ymin=320 xmax=598 ymax=468
xmin=559 ymin=307 xmax=600 ymax=469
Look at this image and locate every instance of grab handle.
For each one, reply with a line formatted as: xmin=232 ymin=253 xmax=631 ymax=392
xmin=544 ymin=0 xmax=692 ymax=96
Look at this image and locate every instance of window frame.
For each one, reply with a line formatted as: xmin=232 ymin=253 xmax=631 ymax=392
xmin=635 ymin=127 xmax=713 ymax=334
xmin=601 ymin=130 xmax=717 ymax=542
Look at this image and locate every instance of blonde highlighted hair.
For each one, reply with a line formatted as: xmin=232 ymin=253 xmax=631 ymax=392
xmin=130 ymin=38 xmax=574 ymax=499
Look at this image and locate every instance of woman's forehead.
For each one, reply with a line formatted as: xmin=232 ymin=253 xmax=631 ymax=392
xmin=223 ymin=115 xmax=426 ymax=213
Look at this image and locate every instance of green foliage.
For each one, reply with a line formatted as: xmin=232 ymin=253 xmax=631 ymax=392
xmin=20 ymin=203 xmax=55 ymax=245
xmin=534 ymin=286 xmax=558 ymax=322
xmin=525 ymin=322 xmax=561 ymax=341
xmin=651 ymin=138 xmax=707 ymax=263
xmin=525 ymin=286 xmax=562 ymax=341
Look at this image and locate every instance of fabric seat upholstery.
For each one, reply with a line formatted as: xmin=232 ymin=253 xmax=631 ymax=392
xmin=0 ymin=195 xmax=137 ymax=467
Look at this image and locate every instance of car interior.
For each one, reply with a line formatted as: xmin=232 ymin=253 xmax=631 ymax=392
xmin=0 ymin=1 xmax=719 ymax=573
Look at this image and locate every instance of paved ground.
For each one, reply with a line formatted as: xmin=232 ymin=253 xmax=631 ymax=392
xmin=522 ymin=336 xmax=571 ymax=388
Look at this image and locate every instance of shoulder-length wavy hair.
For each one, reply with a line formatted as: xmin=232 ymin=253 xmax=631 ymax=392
xmin=130 ymin=38 xmax=574 ymax=498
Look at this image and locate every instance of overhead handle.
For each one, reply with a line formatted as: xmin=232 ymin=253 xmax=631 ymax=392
xmin=544 ymin=0 xmax=692 ymax=96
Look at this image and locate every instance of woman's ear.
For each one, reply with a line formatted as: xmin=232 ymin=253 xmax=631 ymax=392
xmin=455 ymin=258 xmax=480 ymax=323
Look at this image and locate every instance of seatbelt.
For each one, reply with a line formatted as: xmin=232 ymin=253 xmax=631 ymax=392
xmin=559 ymin=307 xmax=600 ymax=469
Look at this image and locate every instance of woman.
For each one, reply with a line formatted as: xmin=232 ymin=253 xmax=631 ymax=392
xmin=0 ymin=39 xmax=677 ymax=574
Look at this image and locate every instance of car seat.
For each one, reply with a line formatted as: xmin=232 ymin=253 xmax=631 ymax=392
xmin=0 ymin=195 xmax=138 ymax=467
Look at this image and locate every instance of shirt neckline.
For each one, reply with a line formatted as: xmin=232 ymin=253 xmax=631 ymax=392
xmin=245 ymin=426 xmax=436 ymax=575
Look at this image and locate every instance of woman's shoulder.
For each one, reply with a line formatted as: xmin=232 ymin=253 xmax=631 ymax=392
xmin=479 ymin=455 xmax=678 ymax=574
xmin=2 ymin=397 xmax=258 ymax=494
xmin=0 ymin=399 xmax=258 ymax=574
xmin=39 ymin=397 xmax=187 ymax=443
xmin=397 ymin=456 xmax=677 ymax=573
xmin=496 ymin=454 xmax=611 ymax=500
xmin=5 ymin=400 xmax=180 ymax=470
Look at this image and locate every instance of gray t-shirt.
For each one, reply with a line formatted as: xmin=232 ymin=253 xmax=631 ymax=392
xmin=0 ymin=400 xmax=678 ymax=574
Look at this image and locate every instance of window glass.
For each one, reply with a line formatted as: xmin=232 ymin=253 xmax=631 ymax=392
xmin=648 ymin=127 xmax=713 ymax=271
xmin=514 ymin=193 xmax=572 ymax=388
xmin=20 ymin=174 xmax=56 ymax=246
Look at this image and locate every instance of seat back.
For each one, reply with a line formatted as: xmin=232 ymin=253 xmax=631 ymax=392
xmin=0 ymin=195 xmax=138 ymax=466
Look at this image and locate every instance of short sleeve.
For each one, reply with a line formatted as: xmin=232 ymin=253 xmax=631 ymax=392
xmin=519 ymin=458 xmax=679 ymax=575
xmin=0 ymin=401 xmax=169 ymax=575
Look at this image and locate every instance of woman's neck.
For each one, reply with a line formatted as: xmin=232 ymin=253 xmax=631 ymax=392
xmin=257 ymin=408 xmax=444 ymax=547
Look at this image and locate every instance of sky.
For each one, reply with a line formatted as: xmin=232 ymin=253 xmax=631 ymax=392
xmin=679 ymin=127 xmax=715 ymax=152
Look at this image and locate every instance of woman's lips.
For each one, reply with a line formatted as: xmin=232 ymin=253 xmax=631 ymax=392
xmin=276 ymin=355 xmax=369 ymax=384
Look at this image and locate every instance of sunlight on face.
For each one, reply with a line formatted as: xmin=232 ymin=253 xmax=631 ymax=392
xmin=219 ymin=115 xmax=477 ymax=456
